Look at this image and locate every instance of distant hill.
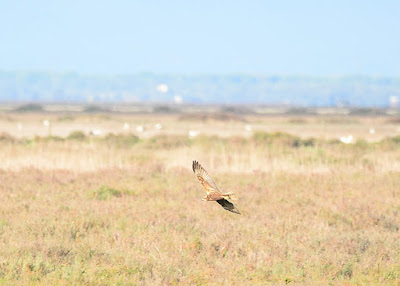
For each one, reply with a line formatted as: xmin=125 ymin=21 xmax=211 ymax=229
xmin=0 ymin=71 xmax=399 ymax=107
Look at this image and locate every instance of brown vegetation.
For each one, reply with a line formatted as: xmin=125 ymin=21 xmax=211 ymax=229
xmin=0 ymin=113 xmax=400 ymax=285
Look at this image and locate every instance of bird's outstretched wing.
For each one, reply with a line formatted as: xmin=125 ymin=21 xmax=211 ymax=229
xmin=216 ymin=199 xmax=241 ymax=214
xmin=192 ymin=161 xmax=221 ymax=193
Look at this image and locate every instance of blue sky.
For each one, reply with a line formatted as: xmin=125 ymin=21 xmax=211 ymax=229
xmin=1 ymin=0 xmax=399 ymax=76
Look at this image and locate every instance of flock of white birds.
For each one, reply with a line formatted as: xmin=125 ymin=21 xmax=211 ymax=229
xmin=11 ymin=119 xmax=379 ymax=143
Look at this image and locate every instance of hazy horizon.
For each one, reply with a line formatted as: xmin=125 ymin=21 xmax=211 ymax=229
xmin=1 ymin=71 xmax=399 ymax=106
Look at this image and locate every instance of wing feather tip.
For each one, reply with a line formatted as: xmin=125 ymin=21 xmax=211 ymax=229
xmin=232 ymin=209 xmax=241 ymax=215
xmin=193 ymin=160 xmax=201 ymax=173
xmin=192 ymin=160 xmax=198 ymax=173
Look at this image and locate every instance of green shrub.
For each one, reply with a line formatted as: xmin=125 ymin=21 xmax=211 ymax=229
xmin=84 ymin=105 xmax=107 ymax=113
xmin=253 ymin=132 xmax=315 ymax=148
xmin=337 ymin=262 xmax=353 ymax=279
xmin=387 ymin=135 xmax=400 ymax=145
xmin=89 ymin=186 xmax=121 ymax=200
xmin=380 ymin=135 xmax=400 ymax=150
xmin=145 ymin=135 xmax=190 ymax=149
xmin=103 ymin=133 xmax=140 ymax=147
xmin=301 ymin=138 xmax=316 ymax=147
xmin=355 ymin=139 xmax=369 ymax=149
xmin=57 ymin=116 xmax=75 ymax=122
xmin=15 ymin=103 xmax=43 ymax=112
xmin=33 ymin=135 xmax=65 ymax=142
xmin=67 ymin=131 xmax=86 ymax=141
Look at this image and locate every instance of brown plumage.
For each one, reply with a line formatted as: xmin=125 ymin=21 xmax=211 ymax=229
xmin=192 ymin=160 xmax=240 ymax=214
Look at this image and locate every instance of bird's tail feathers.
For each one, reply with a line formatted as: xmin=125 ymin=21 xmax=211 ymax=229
xmin=222 ymin=192 xmax=238 ymax=201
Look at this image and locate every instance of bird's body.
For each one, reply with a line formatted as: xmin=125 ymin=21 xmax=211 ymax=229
xmin=203 ymin=192 xmax=225 ymax=201
xmin=192 ymin=160 xmax=240 ymax=214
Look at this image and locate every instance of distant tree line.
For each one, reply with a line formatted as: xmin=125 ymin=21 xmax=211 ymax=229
xmin=0 ymin=71 xmax=399 ymax=107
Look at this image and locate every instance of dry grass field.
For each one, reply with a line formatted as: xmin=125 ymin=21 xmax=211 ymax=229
xmin=1 ymin=111 xmax=400 ymax=285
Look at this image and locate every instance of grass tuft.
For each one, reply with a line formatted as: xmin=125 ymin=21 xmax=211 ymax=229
xmin=88 ymin=186 xmax=122 ymax=200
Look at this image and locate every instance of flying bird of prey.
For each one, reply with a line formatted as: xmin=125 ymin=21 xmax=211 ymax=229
xmin=192 ymin=160 xmax=241 ymax=214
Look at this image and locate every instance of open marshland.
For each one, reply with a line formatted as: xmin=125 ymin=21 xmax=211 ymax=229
xmin=0 ymin=111 xmax=400 ymax=285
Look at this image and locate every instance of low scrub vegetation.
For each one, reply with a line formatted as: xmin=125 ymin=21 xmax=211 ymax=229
xmin=0 ymin=115 xmax=399 ymax=285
